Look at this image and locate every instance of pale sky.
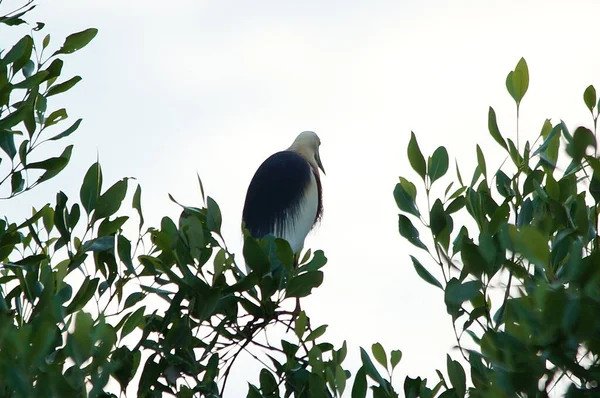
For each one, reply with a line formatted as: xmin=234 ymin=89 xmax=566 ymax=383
xmin=3 ymin=0 xmax=600 ymax=396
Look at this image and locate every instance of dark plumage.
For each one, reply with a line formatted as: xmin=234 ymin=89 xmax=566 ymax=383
xmin=242 ymin=151 xmax=321 ymax=239
xmin=241 ymin=131 xmax=325 ymax=256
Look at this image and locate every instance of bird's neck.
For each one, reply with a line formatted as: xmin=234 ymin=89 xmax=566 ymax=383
xmin=288 ymin=146 xmax=318 ymax=171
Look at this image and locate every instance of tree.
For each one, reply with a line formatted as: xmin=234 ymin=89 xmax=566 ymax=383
xmin=3 ymin=1 xmax=600 ymax=397
xmin=395 ymin=59 xmax=600 ymax=396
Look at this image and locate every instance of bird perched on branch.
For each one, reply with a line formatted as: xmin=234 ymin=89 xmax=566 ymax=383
xmin=242 ymin=131 xmax=325 ymax=264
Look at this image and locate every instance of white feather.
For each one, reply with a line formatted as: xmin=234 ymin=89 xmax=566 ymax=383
xmin=276 ymin=171 xmax=318 ymax=254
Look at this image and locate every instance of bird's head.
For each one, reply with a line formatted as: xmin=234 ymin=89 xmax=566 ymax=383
xmin=288 ymin=131 xmax=326 ymax=175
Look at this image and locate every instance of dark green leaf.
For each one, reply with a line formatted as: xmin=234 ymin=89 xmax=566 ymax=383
xmin=394 ymin=182 xmax=420 ymax=217
xmin=133 ymin=184 xmax=144 ymax=229
xmin=286 ymin=271 xmax=323 ymax=298
xmin=567 ymin=126 xmax=595 ymax=161
xmin=259 ymin=369 xmax=277 ymax=396
xmin=80 ymin=162 xmax=102 ymax=215
xmin=11 ymin=171 xmax=24 ymax=194
xmin=243 ymin=236 xmax=269 ymax=276
xmin=351 ymin=367 xmax=367 ymax=398
xmin=429 ymin=146 xmax=449 ymax=184
xmin=488 ymin=107 xmax=507 ymax=150
xmin=65 ymin=277 xmax=99 ymax=314
xmin=29 ymin=145 xmax=73 ymax=183
xmin=476 ymin=145 xmax=486 ymax=178
xmin=0 ymin=130 xmax=18 ymax=159
xmin=445 ymin=278 xmax=481 ymax=306
xmin=411 ymin=255 xmax=442 ymax=289
xmin=118 ymin=235 xmax=136 ymax=275
xmin=584 ymin=85 xmax=596 ymax=113
xmin=46 ymin=76 xmax=82 ymax=96
xmin=48 ymin=118 xmax=81 ymax=141
xmin=82 ymin=236 xmax=114 ymax=252
xmin=93 ymin=178 xmax=128 ymax=221
xmin=206 ymin=196 xmax=222 ymax=233
xmin=359 ymin=347 xmax=384 ymax=384
xmin=408 ymin=131 xmax=426 ymax=180
xmin=447 ymin=355 xmax=466 ymax=398
xmin=121 ymin=306 xmax=145 ymax=339
xmin=398 ymin=215 xmax=427 ymax=250
xmin=54 ymin=28 xmax=98 ymax=55
xmin=123 ymin=292 xmax=144 ymax=309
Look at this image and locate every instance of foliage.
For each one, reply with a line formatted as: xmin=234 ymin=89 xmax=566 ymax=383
xmin=395 ymin=57 xmax=600 ymax=396
xmin=0 ymin=3 xmax=355 ymax=397
xmin=4 ymin=2 xmax=600 ymax=398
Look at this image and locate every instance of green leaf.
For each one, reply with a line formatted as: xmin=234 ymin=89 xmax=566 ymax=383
xmin=429 ymin=146 xmax=449 ymax=184
xmin=93 ymin=178 xmax=128 ymax=221
xmin=118 ymin=235 xmax=136 ymax=275
xmin=44 ymin=108 xmax=67 ymax=127
xmin=447 ymin=355 xmax=466 ymax=398
xmin=48 ymin=118 xmax=82 ymax=141
xmin=445 ymin=278 xmax=481 ymax=306
xmin=82 ymin=236 xmax=114 ymax=252
xmin=11 ymin=171 xmax=24 ymax=194
xmin=206 ymin=196 xmax=222 ymax=233
xmin=121 ymin=306 xmax=145 ymax=339
xmin=446 ymin=196 xmax=465 ymax=214
xmin=133 ymin=184 xmax=144 ymax=229
xmin=359 ymin=347 xmax=384 ymax=384
xmin=298 ymin=250 xmax=327 ymax=272
xmin=506 ymin=57 xmax=529 ymax=105
xmin=567 ymin=126 xmax=595 ymax=161
xmin=584 ymin=85 xmax=596 ymax=113
xmin=65 ymin=277 xmax=99 ymax=314
xmin=28 ymin=145 xmax=73 ymax=183
xmin=411 ymin=255 xmax=443 ymax=289
xmin=390 ymin=350 xmax=402 ymax=370
xmin=408 ymin=131 xmax=426 ymax=180
xmin=394 ymin=182 xmax=420 ymax=217
xmin=398 ymin=215 xmax=427 ymax=250
xmin=306 ymin=325 xmax=328 ymax=341
xmin=54 ymin=28 xmax=98 ymax=55
xmin=371 ymin=343 xmax=387 ymax=370
xmin=508 ymin=225 xmax=549 ymax=268
xmin=351 ymin=367 xmax=367 ymax=398
xmin=243 ymin=236 xmax=270 ymax=276
xmin=80 ymin=162 xmax=102 ymax=215
xmin=399 ymin=177 xmax=417 ymax=200
xmin=123 ymin=292 xmax=144 ymax=309
xmin=46 ymin=76 xmax=82 ymax=96
xmin=295 ymin=310 xmax=307 ymax=339
xmin=98 ymin=216 xmax=128 ymax=236
xmin=487 ymin=107 xmax=507 ymax=149
xmin=0 ymin=130 xmax=18 ymax=159
xmin=336 ymin=364 xmax=347 ymax=396
xmin=286 ymin=271 xmax=323 ymax=298
xmin=3 ymin=35 xmax=32 ymax=65
xmin=259 ymin=369 xmax=277 ymax=396
xmin=476 ymin=145 xmax=486 ymax=179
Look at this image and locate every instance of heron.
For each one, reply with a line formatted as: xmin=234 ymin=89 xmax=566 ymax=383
xmin=242 ymin=131 xmax=325 ymax=320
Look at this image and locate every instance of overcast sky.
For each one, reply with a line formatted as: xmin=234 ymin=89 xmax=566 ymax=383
xmin=3 ymin=0 xmax=600 ymax=396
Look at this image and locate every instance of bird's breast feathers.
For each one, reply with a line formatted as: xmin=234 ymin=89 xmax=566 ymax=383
xmin=277 ymin=171 xmax=319 ymax=253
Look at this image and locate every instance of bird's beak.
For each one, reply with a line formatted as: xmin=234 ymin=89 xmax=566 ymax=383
xmin=315 ymin=151 xmax=325 ymax=175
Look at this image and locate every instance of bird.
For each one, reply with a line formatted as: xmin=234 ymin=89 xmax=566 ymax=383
xmin=242 ymin=131 xmax=325 ymax=265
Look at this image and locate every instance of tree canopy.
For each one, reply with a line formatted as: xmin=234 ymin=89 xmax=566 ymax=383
xmin=2 ymin=2 xmax=600 ymax=397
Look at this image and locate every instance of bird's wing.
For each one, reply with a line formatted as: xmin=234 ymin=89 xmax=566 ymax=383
xmin=242 ymin=150 xmax=317 ymax=252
